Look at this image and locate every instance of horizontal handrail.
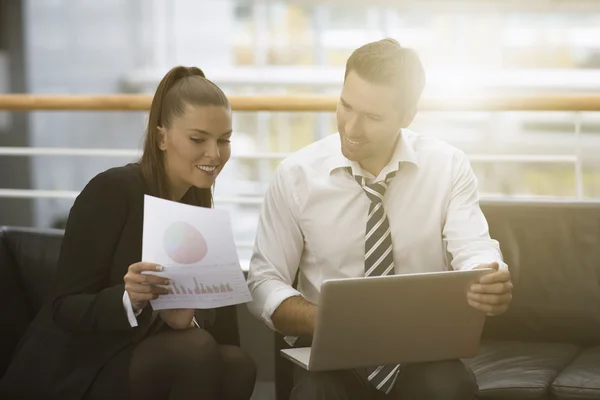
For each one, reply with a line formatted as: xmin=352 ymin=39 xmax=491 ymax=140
xmin=467 ymin=154 xmax=578 ymax=163
xmin=0 ymin=189 xmax=264 ymax=204
xmin=0 ymin=147 xmax=580 ymax=164
xmin=0 ymin=188 xmax=581 ymax=202
xmin=2 ymin=94 xmax=600 ymax=111
xmin=0 ymin=147 xmax=289 ymax=160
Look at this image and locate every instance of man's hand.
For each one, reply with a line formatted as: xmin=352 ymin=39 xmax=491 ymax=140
xmin=467 ymin=262 xmax=513 ymax=316
xmin=271 ymin=296 xmax=317 ymax=337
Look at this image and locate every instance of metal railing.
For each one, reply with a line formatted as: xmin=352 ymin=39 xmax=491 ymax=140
xmin=2 ymin=93 xmax=600 ymax=111
xmin=0 ymin=93 xmax=598 ymax=245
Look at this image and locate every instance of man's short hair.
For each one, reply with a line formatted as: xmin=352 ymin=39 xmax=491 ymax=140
xmin=344 ymin=38 xmax=426 ymax=109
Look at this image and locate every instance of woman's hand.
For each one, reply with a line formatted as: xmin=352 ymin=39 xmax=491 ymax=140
xmin=123 ymin=262 xmax=170 ymax=312
xmin=159 ymin=309 xmax=196 ymax=330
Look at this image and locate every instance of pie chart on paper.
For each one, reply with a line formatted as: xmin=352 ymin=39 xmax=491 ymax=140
xmin=162 ymin=221 xmax=208 ymax=264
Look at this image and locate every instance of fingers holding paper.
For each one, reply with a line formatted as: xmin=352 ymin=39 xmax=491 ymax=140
xmin=467 ymin=262 xmax=513 ymax=316
xmin=124 ymin=262 xmax=171 ymax=311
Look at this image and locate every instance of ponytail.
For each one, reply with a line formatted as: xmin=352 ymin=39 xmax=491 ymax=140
xmin=149 ymin=66 xmax=205 ymax=129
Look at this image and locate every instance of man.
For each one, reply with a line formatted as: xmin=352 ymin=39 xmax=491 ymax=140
xmin=247 ymin=38 xmax=513 ymax=399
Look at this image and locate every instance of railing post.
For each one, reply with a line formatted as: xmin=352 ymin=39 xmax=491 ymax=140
xmin=574 ymin=111 xmax=584 ymax=200
xmin=257 ymin=111 xmax=271 ymax=191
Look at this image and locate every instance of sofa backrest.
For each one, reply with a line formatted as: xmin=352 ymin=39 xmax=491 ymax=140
xmin=479 ymin=200 xmax=600 ymax=346
xmin=0 ymin=226 xmax=64 ymax=377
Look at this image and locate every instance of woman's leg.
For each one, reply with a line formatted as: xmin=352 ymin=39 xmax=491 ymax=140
xmin=128 ymin=328 xmax=222 ymax=400
xmin=218 ymin=345 xmax=257 ymax=400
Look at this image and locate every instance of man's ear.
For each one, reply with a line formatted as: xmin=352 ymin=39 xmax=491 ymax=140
xmin=399 ymin=106 xmax=417 ymax=128
xmin=157 ymin=126 xmax=167 ymax=151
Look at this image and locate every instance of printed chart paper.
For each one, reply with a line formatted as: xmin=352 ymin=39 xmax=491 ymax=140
xmin=142 ymin=195 xmax=252 ymax=310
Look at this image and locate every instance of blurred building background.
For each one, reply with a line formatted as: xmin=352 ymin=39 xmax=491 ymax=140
xmin=2 ymin=1 xmax=600 ymax=397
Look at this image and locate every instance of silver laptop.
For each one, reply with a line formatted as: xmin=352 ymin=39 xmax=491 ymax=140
xmin=281 ymin=268 xmax=494 ymax=372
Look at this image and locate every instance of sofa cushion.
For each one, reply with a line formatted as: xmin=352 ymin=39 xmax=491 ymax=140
xmin=0 ymin=229 xmax=33 ymax=378
xmin=551 ymin=346 xmax=600 ymax=400
xmin=2 ymin=227 xmax=64 ymax=314
xmin=463 ymin=340 xmax=581 ymax=400
xmin=479 ymin=200 xmax=600 ymax=346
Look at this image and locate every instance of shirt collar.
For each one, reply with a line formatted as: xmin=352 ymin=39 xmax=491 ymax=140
xmin=327 ymin=129 xmax=420 ymax=178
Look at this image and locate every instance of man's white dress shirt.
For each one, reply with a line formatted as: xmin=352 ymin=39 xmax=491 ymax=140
xmin=246 ymin=129 xmax=507 ymax=330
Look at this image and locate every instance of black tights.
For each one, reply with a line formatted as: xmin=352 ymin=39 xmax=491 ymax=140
xmin=129 ymin=328 xmax=256 ymax=400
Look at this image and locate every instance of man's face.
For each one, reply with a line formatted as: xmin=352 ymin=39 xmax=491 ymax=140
xmin=337 ymin=71 xmax=406 ymax=169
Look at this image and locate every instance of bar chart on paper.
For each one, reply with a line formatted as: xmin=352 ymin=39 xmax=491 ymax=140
xmin=168 ymin=278 xmax=234 ymax=295
xmin=150 ymin=267 xmax=252 ymax=310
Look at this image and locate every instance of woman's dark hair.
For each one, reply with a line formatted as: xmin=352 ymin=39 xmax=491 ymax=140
xmin=139 ymin=66 xmax=230 ymax=207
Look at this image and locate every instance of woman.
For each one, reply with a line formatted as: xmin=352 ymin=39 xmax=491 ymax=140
xmin=0 ymin=66 xmax=256 ymax=400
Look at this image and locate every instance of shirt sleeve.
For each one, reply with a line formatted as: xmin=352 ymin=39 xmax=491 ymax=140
xmin=122 ymin=290 xmax=143 ymax=327
xmin=443 ymin=151 xmax=508 ymax=271
xmin=246 ymin=164 xmax=304 ymax=330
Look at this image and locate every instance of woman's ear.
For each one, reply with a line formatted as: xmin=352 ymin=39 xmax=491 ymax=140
xmin=157 ymin=126 xmax=168 ymax=151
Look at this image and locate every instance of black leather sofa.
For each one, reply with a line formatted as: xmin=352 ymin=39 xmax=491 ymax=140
xmin=274 ymin=200 xmax=600 ymax=400
xmin=0 ymin=226 xmax=241 ymax=386
xmin=0 ymin=226 xmax=63 ymax=380
xmin=2 ymin=200 xmax=600 ymax=400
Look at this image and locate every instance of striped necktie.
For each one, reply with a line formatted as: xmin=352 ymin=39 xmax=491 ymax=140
xmin=352 ymin=169 xmax=401 ymax=395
